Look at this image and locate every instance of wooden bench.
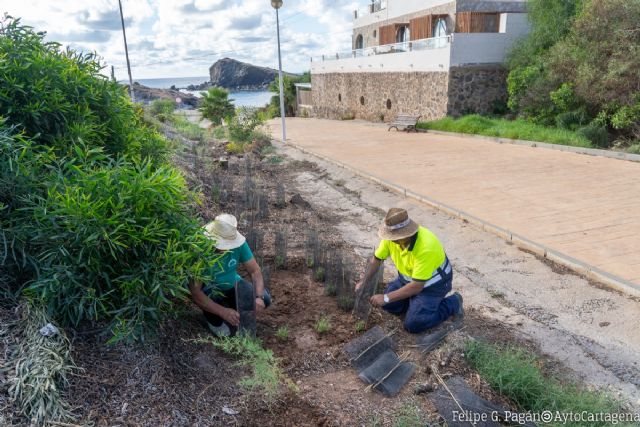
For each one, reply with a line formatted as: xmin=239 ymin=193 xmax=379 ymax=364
xmin=388 ymin=114 xmax=421 ymax=132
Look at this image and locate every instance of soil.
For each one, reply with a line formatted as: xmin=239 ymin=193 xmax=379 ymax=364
xmin=3 ymin=115 xmax=638 ymax=426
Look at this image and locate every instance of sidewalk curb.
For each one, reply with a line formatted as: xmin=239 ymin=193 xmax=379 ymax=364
xmin=417 ymin=129 xmax=640 ymax=163
xmin=282 ymin=141 xmax=640 ymax=298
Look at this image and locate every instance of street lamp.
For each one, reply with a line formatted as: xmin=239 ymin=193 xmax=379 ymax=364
xmin=271 ymin=0 xmax=286 ymax=143
xmin=118 ymin=0 xmax=135 ymax=102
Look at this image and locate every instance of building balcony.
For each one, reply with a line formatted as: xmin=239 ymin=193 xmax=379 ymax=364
xmin=311 ymin=31 xmax=526 ymax=75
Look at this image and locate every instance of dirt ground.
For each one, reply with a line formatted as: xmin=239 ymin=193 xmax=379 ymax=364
xmin=3 ymin=119 xmax=638 ymax=426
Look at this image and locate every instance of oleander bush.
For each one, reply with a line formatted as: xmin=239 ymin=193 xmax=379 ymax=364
xmin=0 ymin=17 xmax=217 ymax=342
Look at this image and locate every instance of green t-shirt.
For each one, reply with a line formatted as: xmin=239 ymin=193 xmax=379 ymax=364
xmin=374 ymin=226 xmax=445 ymax=282
xmin=206 ymin=242 xmax=254 ymax=291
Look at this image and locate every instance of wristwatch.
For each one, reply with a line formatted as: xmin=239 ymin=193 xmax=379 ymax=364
xmin=383 ymin=294 xmax=390 ymax=304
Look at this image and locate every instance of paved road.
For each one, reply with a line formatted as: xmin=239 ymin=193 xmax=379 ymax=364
xmin=268 ymin=118 xmax=640 ymax=287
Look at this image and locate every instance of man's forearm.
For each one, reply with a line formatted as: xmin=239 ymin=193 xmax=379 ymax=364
xmin=386 ymin=281 xmax=423 ymax=303
xmin=251 ymin=271 xmax=264 ymax=297
xmin=191 ymin=287 xmax=226 ymax=316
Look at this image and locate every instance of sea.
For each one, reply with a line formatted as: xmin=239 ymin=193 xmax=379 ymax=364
xmin=131 ymin=76 xmax=273 ymax=108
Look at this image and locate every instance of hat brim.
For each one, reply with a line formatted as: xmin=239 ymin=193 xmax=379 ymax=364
xmin=377 ymin=220 xmax=419 ymax=241
xmin=206 ymin=231 xmax=246 ymax=250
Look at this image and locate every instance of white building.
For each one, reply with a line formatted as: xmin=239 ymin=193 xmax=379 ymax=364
xmin=309 ymin=0 xmax=529 ymax=121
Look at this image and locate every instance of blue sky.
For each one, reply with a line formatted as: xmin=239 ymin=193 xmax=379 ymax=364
xmin=2 ymin=0 xmax=367 ymax=79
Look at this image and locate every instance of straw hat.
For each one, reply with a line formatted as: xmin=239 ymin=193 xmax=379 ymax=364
xmin=204 ymin=219 xmax=246 ymax=250
xmin=215 ymin=213 xmax=238 ymax=228
xmin=377 ymin=208 xmax=419 ymax=241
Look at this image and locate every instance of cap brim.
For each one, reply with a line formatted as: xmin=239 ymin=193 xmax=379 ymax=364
xmin=377 ymin=220 xmax=419 ymax=241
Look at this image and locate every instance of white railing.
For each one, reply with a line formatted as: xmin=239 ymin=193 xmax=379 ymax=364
xmin=312 ymin=36 xmax=451 ymax=62
xmin=354 ymin=0 xmax=387 ymax=19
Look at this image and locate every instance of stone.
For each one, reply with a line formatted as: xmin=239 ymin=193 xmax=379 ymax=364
xmin=209 ymin=58 xmax=296 ymax=90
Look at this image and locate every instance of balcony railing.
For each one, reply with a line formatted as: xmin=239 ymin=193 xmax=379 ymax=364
xmin=353 ymin=0 xmax=387 ymax=19
xmin=312 ymin=36 xmax=451 ymax=62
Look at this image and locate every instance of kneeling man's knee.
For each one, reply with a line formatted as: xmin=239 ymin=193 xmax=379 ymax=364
xmin=404 ymin=316 xmax=429 ymax=334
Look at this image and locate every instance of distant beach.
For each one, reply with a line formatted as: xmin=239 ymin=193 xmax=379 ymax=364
xmin=130 ymin=77 xmax=273 ymax=108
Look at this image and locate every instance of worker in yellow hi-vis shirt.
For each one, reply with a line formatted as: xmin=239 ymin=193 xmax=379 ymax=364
xmin=356 ymin=208 xmax=463 ymax=333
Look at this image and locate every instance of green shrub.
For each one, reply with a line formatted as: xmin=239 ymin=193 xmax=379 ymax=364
xmin=555 ymin=109 xmax=588 ymax=130
xmin=170 ymin=113 xmax=207 ymax=142
xmin=577 ymin=122 xmax=609 ymax=148
xmin=0 ymin=17 xmax=168 ymax=163
xmin=150 ymin=99 xmax=176 ymax=122
xmin=0 ymin=19 xmax=217 ymax=342
xmin=226 ymin=107 xmax=264 ymax=144
xmin=198 ymin=87 xmax=235 ymax=125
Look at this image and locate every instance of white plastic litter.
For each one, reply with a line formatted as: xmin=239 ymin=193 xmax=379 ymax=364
xmin=39 ymin=323 xmax=59 ymax=337
xmin=222 ymin=405 xmax=238 ymax=416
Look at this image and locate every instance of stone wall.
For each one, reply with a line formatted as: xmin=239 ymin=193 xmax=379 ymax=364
xmin=311 ymin=72 xmax=450 ymax=122
xmin=447 ymin=65 xmax=508 ymax=116
xmin=353 ymin=2 xmax=456 ymax=49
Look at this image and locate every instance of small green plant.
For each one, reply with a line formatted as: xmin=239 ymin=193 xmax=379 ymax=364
xmin=170 ymin=112 xmax=208 ymax=142
xmin=198 ymin=87 xmax=235 ymax=125
xmin=197 ymin=334 xmax=296 ymax=400
xmin=275 ymin=326 xmax=290 ymax=341
xmin=314 ymin=315 xmax=332 ymax=334
xmin=226 ymin=107 xmax=264 ymax=144
xmin=341 ymin=112 xmax=356 ymax=120
xmin=314 ymin=267 xmax=325 ymax=282
xmin=355 ymin=321 xmax=366 ymax=332
xmin=334 ymin=179 xmax=346 ymax=187
xmin=391 ymin=402 xmax=424 ymax=427
xmin=267 ymin=155 xmax=284 ymax=164
xmin=325 ymin=283 xmax=337 ymax=297
xmin=212 ymin=126 xmax=227 ymax=140
xmin=306 ymin=256 xmax=315 ymax=268
xmin=338 ymin=296 xmax=355 ymax=311
xmin=274 ymin=255 xmax=285 ymax=269
xmin=150 ymin=99 xmax=176 ymax=122
xmin=226 ymin=141 xmax=245 ymax=155
xmin=465 ymin=340 xmax=625 ymax=426
xmin=260 ymin=144 xmax=276 ymax=156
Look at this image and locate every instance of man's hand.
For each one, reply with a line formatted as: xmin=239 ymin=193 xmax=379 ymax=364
xmin=255 ymin=297 xmax=266 ymax=312
xmin=370 ymin=294 xmax=386 ymax=307
xmin=221 ymin=308 xmax=240 ymax=327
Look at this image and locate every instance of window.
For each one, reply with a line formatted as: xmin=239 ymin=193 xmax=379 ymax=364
xmin=433 ymin=17 xmax=447 ymax=38
xmin=396 ymin=25 xmax=410 ymax=43
xmin=386 ymin=99 xmax=392 ymax=110
xmin=338 ymin=93 xmax=342 ymax=102
xmin=373 ymin=29 xmax=377 ymax=39
xmin=360 ymin=96 xmax=365 ymax=105
xmin=355 ymin=34 xmax=364 ymax=50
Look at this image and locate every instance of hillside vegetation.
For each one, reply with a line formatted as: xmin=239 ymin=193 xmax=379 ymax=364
xmin=0 ymin=17 xmax=217 ymax=343
xmin=507 ymin=0 xmax=640 ymax=149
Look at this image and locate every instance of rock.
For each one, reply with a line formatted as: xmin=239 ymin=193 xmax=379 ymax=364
xmin=290 ymin=193 xmax=312 ymax=210
xmin=129 ymin=82 xmax=199 ymax=107
xmin=209 ymin=57 xmax=296 ymax=90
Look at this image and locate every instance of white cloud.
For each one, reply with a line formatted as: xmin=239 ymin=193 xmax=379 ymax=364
xmin=2 ymin=0 xmax=365 ymax=79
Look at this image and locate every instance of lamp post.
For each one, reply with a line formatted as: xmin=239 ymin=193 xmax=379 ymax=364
xmin=271 ymin=0 xmax=286 ymax=143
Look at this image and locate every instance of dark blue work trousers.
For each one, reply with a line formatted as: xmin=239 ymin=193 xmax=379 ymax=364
xmin=382 ymin=274 xmax=459 ymax=333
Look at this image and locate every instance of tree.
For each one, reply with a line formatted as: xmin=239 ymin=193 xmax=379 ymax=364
xmin=268 ymin=72 xmax=311 ymax=117
xmin=198 ymin=87 xmax=235 ymax=125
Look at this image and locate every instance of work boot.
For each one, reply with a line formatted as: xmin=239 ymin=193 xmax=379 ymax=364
xmin=207 ymin=322 xmax=231 ymax=337
xmin=451 ymin=292 xmax=464 ymax=324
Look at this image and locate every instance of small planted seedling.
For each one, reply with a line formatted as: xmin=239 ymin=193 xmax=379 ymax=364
xmin=314 ymin=315 xmax=331 ymax=334
xmin=314 ymin=267 xmax=325 ymax=282
xmin=306 ymin=255 xmax=315 ymax=268
xmin=274 ymin=229 xmax=288 ymax=269
xmin=275 ymin=183 xmax=286 ymax=208
xmin=355 ymin=320 xmax=366 ymax=333
xmin=338 ymin=295 xmax=355 ymax=312
xmin=325 ymin=282 xmax=336 ymax=296
xmin=275 ymin=326 xmax=289 ymax=341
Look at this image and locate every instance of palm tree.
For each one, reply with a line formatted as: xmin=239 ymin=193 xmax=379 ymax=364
xmin=198 ymin=87 xmax=235 ymax=125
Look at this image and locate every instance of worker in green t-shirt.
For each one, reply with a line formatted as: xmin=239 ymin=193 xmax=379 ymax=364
xmin=356 ymin=208 xmax=463 ymax=333
xmin=189 ymin=214 xmax=270 ymax=337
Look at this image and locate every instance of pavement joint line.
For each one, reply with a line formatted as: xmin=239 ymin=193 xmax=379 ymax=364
xmin=281 ymin=140 xmax=640 ymax=298
xmin=419 ymin=129 xmax=640 ymax=163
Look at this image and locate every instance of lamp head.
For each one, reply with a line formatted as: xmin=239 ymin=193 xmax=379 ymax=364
xmin=271 ymin=0 xmax=283 ymax=9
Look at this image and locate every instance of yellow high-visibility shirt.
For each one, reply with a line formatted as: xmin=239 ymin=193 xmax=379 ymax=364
xmin=374 ymin=226 xmax=446 ymax=281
